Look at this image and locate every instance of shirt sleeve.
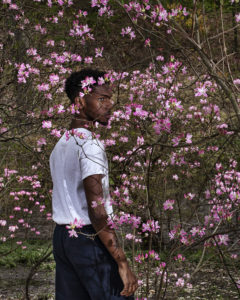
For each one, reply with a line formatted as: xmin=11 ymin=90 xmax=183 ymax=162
xmin=78 ymin=139 xmax=108 ymax=180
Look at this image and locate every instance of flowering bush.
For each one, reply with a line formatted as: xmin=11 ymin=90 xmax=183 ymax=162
xmin=0 ymin=0 xmax=240 ymax=298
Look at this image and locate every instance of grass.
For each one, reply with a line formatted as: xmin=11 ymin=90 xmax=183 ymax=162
xmin=0 ymin=240 xmax=53 ymax=268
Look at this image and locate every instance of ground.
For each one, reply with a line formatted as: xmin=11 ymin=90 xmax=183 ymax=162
xmin=0 ymin=261 xmax=239 ymax=299
xmin=0 ymin=221 xmax=239 ymax=299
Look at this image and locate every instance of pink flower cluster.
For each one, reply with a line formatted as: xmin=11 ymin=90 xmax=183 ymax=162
xmin=91 ymin=0 xmax=113 ymax=17
xmin=69 ymin=22 xmax=94 ymax=44
xmin=66 ymin=218 xmax=85 ymax=238
xmin=135 ymin=250 xmax=160 ymax=264
xmin=15 ymin=63 xmax=39 ymax=83
xmin=142 ymin=220 xmax=160 ymax=233
xmin=107 ymin=212 xmax=141 ymax=230
xmin=163 ymin=199 xmax=175 ymax=211
xmin=121 ymin=27 xmax=136 ymax=40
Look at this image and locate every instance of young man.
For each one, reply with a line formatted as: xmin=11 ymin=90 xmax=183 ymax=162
xmin=50 ymin=69 xmax=138 ymax=300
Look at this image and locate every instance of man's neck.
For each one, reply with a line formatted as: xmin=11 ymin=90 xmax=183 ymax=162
xmin=69 ymin=118 xmax=94 ymax=130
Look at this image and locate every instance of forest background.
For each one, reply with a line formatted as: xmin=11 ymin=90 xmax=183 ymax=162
xmin=0 ymin=0 xmax=240 ymax=299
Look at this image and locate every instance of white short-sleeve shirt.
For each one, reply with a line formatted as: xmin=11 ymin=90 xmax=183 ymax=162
xmin=50 ymin=128 xmax=113 ymax=225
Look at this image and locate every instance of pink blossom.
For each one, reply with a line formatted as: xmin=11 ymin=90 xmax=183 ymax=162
xmin=91 ymin=0 xmax=99 ymax=7
xmin=173 ymin=174 xmax=178 ymax=180
xmin=49 ymin=74 xmax=59 ymax=85
xmin=14 ymin=206 xmax=21 ymax=211
xmin=57 ymin=104 xmax=65 ymax=113
xmin=0 ymin=127 xmax=8 ymax=133
xmin=91 ymin=197 xmax=104 ymax=208
xmin=190 ymin=227 xmax=199 ymax=237
xmin=69 ymin=229 xmax=78 ymax=238
xmin=66 ymin=218 xmax=85 ymax=230
xmin=43 ymin=59 xmax=53 ymax=65
xmin=121 ymin=27 xmax=135 ymax=40
xmin=142 ymin=220 xmax=160 ymax=233
xmin=163 ymin=199 xmax=175 ymax=210
xmin=184 ymin=193 xmax=195 ymax=200
xmin=149 ymin=250 xmax=160 ymax=260
xmin=144 ymin=38 xmax=151 ymax=47
xmin=137 ymin=280 xmax=144 ymax=286
xmin=153 ymin=118 xmax=171 ymax=134
xmin=26 ymin=48 xmax=37 ymax=56
xmin=156 ymin=55 xmax=164 ymax=61
xmin=125 ymin=233 xmax=134 ymax=240
xmin=42 ymin=120 xmax=52 ymax=129
xmin=174 ymin=254 xmax=185 ymax=262
xmin=129 ymin=31 xmax=136 ymax=39
xmin=158 ymin=7 xmax=168 ymax=21
xmin=81 ymin=76 xmax=96 ymax=89
xmin=76 ymin=9 xmax=88 ymax=18
xmin=8 ymin=225 xmax=18 ymax=232
xmin=235 ymin=13 xmax=240 ymax=23
xmin=97 ymin=77 xmax=105 ymax=85
xmin=104 ymin=139 xmax=116 ymax=146
xmin=46 ymin=40 xmax=55 ymax=46
xmin=119 ymin=136 xmax=128 ymax=143
xmin=37 ymin=83 xmax=50 ymax=92
xmin=135 ymin=253 xmax=145 ymax=264
xmin=84 ymin=57 xmax=93 ymax=64
xmin=233 ymin=78 xmax=240 ymax=85
xmin=95 ymin=47 xmax=104 ymax=57
xmin=217 ymin=234 xmax=229 ymax=246
xmin=9 ymin=3 xmax=19 ymax=10
xmin=37 ymin=138 xmax=46 ymax=146
xmin=186 ymin=133 xmax=192 ymax=144
xmin=137 ymin=136 xmax=144 ymax=145
xmin=195 ymin=85 xmax=208 ymax=97
xmin=237 ymin=279 xmax=240 ymax=289
xmin=133 ymin=106 xmax=148 ymax=119
xmin=50 ymin=129 xmax=61 ymax=137
xmin=0 ymin=220 xmax=7 ymax=226
xmin=4 ymin=168 xmax=17 ymax=177
xmin=176 ymin=278 xmax=185 ymax=287
xmin=91 ymin=201 xmax=97 ymax=208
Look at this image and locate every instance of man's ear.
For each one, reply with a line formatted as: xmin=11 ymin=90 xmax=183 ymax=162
xmin=74 ymin=97 xmax=85 ymax=109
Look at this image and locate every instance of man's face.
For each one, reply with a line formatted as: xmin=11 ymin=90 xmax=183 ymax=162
xmin=80 ymin=84 xmax=114 ymax=126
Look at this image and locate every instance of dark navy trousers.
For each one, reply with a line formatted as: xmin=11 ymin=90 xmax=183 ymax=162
xmin=53 ymin=224 xmax=134 ymax=300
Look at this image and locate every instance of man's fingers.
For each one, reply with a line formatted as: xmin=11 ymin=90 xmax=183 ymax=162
xmin=129 ymin=280 xmax=138 ymax=295
xmin=125 ymin=282 xmax=130 ymax=292
xmin=120 ymin=282 xmax=130 ymax=296
xmin=128 ymin=284 xmax=135 ymax=296
xmin=121 ymin=282 xmax=137 ymax=297
xmin=120 ymin=289 xmax=128 ymax=296
xmin=119 ymin=268 xmax=138 ymax=296
xmin=131 ymin=282 xmax=138 ymax=293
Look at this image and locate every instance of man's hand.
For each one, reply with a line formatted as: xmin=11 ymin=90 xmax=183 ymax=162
xmin=118 ymin=261 xmax=138 ymax=297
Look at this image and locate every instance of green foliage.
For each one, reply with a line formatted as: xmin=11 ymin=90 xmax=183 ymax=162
xmin=0 ymin=240 xmax=53 ymax=268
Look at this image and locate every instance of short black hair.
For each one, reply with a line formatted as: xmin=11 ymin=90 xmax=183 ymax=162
xmin=65 ymin=68 xmax=106 ymax=104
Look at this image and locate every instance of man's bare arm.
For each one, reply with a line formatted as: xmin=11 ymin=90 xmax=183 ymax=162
xmin=83 ymin=174 xmax=138 ymax=297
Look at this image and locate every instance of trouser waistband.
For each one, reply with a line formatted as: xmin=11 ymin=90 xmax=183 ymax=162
xmin=56 ymin=223 xmax=93 ymax=229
